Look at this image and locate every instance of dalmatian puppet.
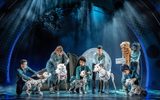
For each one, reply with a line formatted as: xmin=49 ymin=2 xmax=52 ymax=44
xmin=93 ymin=64 xmax=117 ymax=93
xmin=69 ymin=70 xmax=88 ymax=94
xmin=23 ymin=72 xmax=51 ymax=96
xmin=125 ymin=79 xmax=147 ymax=96
xmin=55 ymin=64 xmax=68 ymax=93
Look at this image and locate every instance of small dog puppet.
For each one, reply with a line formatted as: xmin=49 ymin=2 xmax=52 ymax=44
xmin=125 ymin=79 xmax=147 ymax=96
xmin=69 ymin=70 xmax=88 ymax=94
xmin=24 ymin=72 xmax=51 ymax=96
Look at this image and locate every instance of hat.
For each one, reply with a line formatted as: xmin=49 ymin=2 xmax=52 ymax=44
xmin=97 ymin=45 xmax=103 ymax=49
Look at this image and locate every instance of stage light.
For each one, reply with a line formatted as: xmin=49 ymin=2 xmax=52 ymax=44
xmin=0 ymin=0 xmax=68 ymax=83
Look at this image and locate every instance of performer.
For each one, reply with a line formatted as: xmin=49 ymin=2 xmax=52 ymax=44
xmin=131 ymin=42 xmax=141 ymax=75
xmin=76 ymin=56 xmax=91 ymax=94
xmin=121 ymin=65 xmax=140 ymax=93
xmin=16 ymin=59 xmax=37 ymax=95
xmin=92 ymin=45 xmax=105 ymax=94
xmin=46 ymin=45 xmax=69 ymax=93
xmin=120 ymin=64 xmax=147 ymax=96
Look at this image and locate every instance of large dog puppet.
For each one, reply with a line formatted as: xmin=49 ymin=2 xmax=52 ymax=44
xmin=23 ymin=72 xmax=51 ymax=96
xmin=93 ymin=64 xmax=117 ymax=92
xmin=55 ymin=64 xmax=68 ymax=93
xmin=120 ymin=41 xmax=131 ymax=66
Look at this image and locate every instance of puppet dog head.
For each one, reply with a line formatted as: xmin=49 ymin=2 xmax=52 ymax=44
xmin=55 ymin=64 xmax=67 ymax=75
xmin=120 ymin=41 xmax=130 ymax=49
xmin=80 ymin=70 xmax=87 ymax=77
xmin=93 ymin=64 xmax=102 ymax=72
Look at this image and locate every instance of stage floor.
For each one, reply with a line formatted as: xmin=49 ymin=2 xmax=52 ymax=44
xmin=0 ymin=87 xmax=160 ymax=100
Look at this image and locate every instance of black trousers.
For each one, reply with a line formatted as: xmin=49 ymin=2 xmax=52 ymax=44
xmin=92 ymin=64 xmax=104 ymax=92
xmin=92 ymin=72 xmax=104 ymax=91
xmin=98 ymin=80 xmax=104 ymax=92
xmin=92 ymin=71 xmax=96 ymax=90
xmin=92 ymin=64 xmax=96 ymax=90
xmin=16 ymin=78 xmax=25 ymax=95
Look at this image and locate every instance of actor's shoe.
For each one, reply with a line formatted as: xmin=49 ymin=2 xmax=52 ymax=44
xmin=101 ymin=91 xmax=105 ymax=94
xmin=98 ymin=91 xmax=105 ymax=94
xmin=49 ymin=87 xmax=56 ymax=94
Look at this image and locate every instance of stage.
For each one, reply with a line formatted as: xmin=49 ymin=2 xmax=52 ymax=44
xmin=0 ymin=86 xmax=160 ymax=100
xmin=0 ymin=0 xmax=160 ymax=99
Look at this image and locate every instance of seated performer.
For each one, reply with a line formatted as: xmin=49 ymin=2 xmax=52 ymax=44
xmin=46 ymin=45 xmax=69 ymax=93
xmin=120 ymin=64 xmax=146 ymax=96
xmin=76 ymin=56 xmax=91 ymax=94
xmin=16 ymin=59 xmax=37 ymax=95
xmin=92 ymin=45 xmax=105 ymax=94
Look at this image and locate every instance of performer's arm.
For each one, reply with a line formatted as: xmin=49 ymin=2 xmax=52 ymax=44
xmin=99 ymin=55 xmax=105 ymax=67
xmin=86 ymin=66 xmax=91 ymax=75
xmin=76 ymin=67 xmax=80 ymax=80
xmin=136 ymin=51 xmax=141 ymax=62
xmin=130 ymin=72 xmax=140 ymax=83
xmin=122 ymin=75 xmax=127 ymax=85
xmin=46 ymin=60 xmax=53 ymax=73
xmin=17 ymin=69 xmax=31 ymax=81
xmin=50 ymin=52 xmax=57 ymax=67
xmin=27 ymin=66 xmax=36 ymax=74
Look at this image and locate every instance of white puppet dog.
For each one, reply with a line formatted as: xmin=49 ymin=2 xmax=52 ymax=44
xmin=55 ymin=64 xmax=68 ymax=93
xmin=93 ymin=64 xmax=117 ymax=93
xmin=125 ymin=79 xmax=147 ymax=96
xmin=24 ymin=72 xmax=51 ymax=96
